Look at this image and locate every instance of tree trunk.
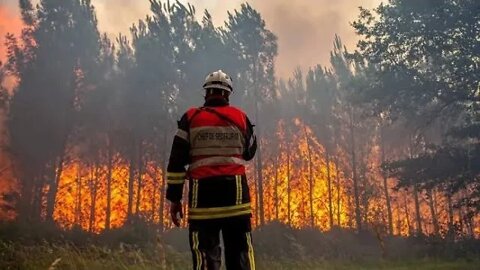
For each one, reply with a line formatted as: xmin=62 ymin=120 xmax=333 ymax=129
xmin=332 ymin=126 xmax=341 ymax=227
xmin=274 ymin=155 xmax=279 ymax=221
xmin=18 ymin=166 xmax=39 ymax=222
xmin=361 ymin=166 xmax=370 ymax=227
xmin=255 ymin=147 xmax=264 ymax=226
xmin=349 ymin=107 xmax=361 ymax=232
xmin=304 ymin=126 xmax=315 ymax=228
xmin=335 ymin=153 xmax=341 ymax=226
xmin=31 ymin=170 xmax=46 ymax=221
xmin=428 ymin=188 xmax=440 ymax=236
xmin=159 ymin=160 xmax=166 ymax=228
xmin=326 ymin=151 xmax=333 ymax=229
xmin=408 ymin=134 xmax=422 ymax=236
xmin=46 ymin=153 xmax=66 ymax=222
xmin=159 ymin=130 xmax=169 ymax=229
xmin=381 ymin=173 xmax=393 ymax=234
xmin=127 ymin=141 xmax=136 ymax=220
xmin=413 ymin=185 xmax=423 ymax=236
xmin=18 ymin=182 xmax=32 ymax=221
xmin=403 ymin=194 xmax=411 ymax=235
xmin=447 ymin=193 xmax=454 ymax=237
xmin=287 ymin=148 xmax=291 ymax=226
xmin=252 ymin=62 xmax=264 ymax=226
xmin=75 ymin=167 xmax=82 ymax=225
xmin=135 ymin=141 xmax=144 ymax=215
xmin=151 ymin=164 xmax=158 ymax=222
xmin=380 ymin=126 xmax=393 ymax=235
xmin=458 ymin=207 xmax=464 ymax=235
xmin=105 ymin=139 xmax=113 ymax=230
xmin=465 ymin=213 xmax=474 ymax=238
xmin=89 ymin=165 xmax=99 ymax=233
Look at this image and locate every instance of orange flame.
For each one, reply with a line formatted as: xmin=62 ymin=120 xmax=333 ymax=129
xmin=0 ymin=117 xmax=478 ymax=237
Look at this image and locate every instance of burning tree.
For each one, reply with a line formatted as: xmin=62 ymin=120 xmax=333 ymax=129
xmin=0 ymin=0 xmax=478 ymax=238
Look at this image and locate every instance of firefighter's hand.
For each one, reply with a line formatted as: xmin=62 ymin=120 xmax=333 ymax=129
xmin=170 ymin=202 xmax=183 ymax=227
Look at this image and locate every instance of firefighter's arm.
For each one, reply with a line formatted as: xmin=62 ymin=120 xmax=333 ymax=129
xmin=166 ymin=113 xmax=190 ymax=203
xmin=243 ymin=116 xmax=257 ymax=161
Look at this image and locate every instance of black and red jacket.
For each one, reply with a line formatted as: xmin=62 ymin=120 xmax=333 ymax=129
xmin=166 ymin=98 xmax=257 ymax=220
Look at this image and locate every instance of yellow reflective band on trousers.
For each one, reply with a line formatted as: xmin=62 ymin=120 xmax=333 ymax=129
xmin=236 ymin=175 xmax=242 ymax=205
xmin=167 ymin=172 xmax=186 ymax=185
xmin=246 ymin=232 xmax=256 ymax=270
xmin=191 ymin=231 xmax=202 ymax=270
xmin=189 ymin=203 xmax=251 ymax=220
xmin=191 ymin=179 xmax=199 ymax=208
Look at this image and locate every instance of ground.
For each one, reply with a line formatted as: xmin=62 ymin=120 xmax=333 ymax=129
xmin=1 ymin=241 xmax=478 ymax=270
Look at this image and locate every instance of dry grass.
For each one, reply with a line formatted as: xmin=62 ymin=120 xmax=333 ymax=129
xmin=0 ymin=241 xmax=478 ymax=270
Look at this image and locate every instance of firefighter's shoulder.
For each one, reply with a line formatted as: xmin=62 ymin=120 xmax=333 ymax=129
xmin=176 ymin=108 xmax=197 ymax=130
xmin=227 ymin=105 xmax=247 ymax=116
xmin=185 ymin=107 xmax=201 ymax=119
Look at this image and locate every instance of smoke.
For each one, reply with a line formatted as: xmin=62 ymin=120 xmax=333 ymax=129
xmin=0 ymin=2 xmax=22 ymax=63
xmin=0 ymin=0 xmax=382 ymax=78
xmin=0 ymin=2 xmax=20 ymax=220
xmin=248 ymin=0 xmax=383 ymax=77
xmin=92 ymin=0 xmax=150 ymax=35
xmin=90 ymin=0 xmax=383 ymax=78
xmin=0 ymin=2 xmax=22 ymax=92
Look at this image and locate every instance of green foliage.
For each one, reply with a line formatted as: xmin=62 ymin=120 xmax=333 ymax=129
xmin=225 ymin=3 xmax=278 ymax=106
xmin=352 ymin=0 xmax=480 ymax=214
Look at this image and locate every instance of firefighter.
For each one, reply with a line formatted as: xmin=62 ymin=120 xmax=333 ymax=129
xmin=166 ymin=70 xmax=257 ymax=270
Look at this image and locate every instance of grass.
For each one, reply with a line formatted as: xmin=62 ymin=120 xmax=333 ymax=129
xmin=255 ymin=259 xmax=478 ymax=270
xmin=0 ymin=241 xmax=478 ymax=270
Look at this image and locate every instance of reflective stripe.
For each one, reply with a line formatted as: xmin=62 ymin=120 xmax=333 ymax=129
xmin=191 ymin=179 xmax=199 ymax=208
xmin=189 ymin=203 xmax=251 ymax=214
xmin=189 ymin=156 xmax=246 ymax=170
xmin=190 ymin=126 xmax=241 ymax=138
xmin=190 ymin=126 xmax=244 ymax=149
xmin=167 ymin=172 xmax=186 ymax=185
xmin=189 ymin=209 xmax=252 ymax=220
xmin=175 ymin=129 xmax=188 ymax=141
xmin=190 ymin=147 xmax=243 ymax=156
xmin=189 ymin=203 xmax=251 ymax=219
xmin=246 ymin=232 xmax=255 ymax=270
xmin=192 ymin=232 xmax=202 ymax=270
xmin=167 ymin=179 xmax=185 ymax=185
xmin=167 ymin=172 xmax=186 ymax=177
xmin=236 ymin=175 xmax=242 ymax=205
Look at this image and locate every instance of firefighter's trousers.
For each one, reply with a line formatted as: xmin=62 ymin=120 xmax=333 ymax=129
xmin=189 ymin=215 xmax=255 ymax=270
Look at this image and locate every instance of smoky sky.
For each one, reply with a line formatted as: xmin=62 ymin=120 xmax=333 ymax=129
xmin=0 ymin=1 xmax=22 ymax=62
xmin=0 ymin=0 xmax=382 ymax=78
xmin=251 ymin=0 xmax=383 ymax=77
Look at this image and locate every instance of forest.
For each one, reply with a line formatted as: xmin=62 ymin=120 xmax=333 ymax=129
xmin=0 ymin=0 xmax=479 ymax=269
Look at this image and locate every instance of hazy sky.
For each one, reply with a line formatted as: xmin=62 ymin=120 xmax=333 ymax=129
xmin=0 ymin=0 xmax=382 ymax=78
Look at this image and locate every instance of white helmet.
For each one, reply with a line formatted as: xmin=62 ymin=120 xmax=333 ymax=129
xmin=203 ymin=70 xmax=233 ymax=93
